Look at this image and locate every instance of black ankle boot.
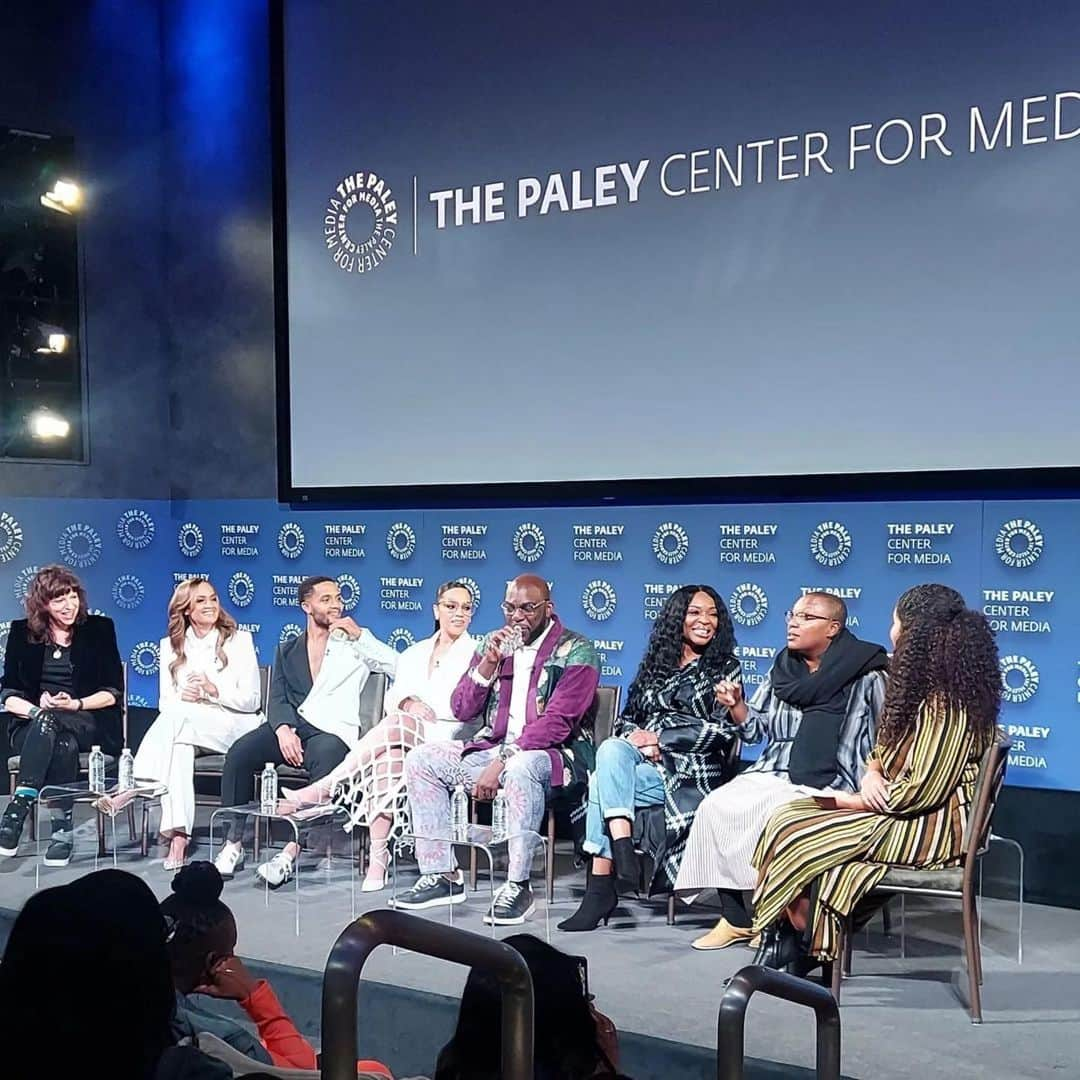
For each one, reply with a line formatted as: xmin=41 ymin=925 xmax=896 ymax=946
xmin=558 ymin=872 xmax=618 ymax=932
xmin=0 ymin=794 xmax=34 ymax=857
xmin=611 ymin=837 xmax=641 ymax=895
xmin=751 ymin=918 xmax=802 ymax=971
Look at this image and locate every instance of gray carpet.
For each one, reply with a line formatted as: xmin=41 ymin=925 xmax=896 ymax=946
xmin=0 ymin=805 xmax=1072 ymax=1079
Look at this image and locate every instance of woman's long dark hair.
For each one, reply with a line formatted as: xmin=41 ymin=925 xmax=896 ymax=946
xmin=0 ymin=870 xmax=175 ymax=1078
xmin=434 ymin=934 xmax=617 ymax=1080
xmin=624 ymin=584 xmax=737 ymax=718
xmin=877 ymin=583 xmax=1001 ymax=750
xmin=24 ymin=564 xmax=88 ymax=643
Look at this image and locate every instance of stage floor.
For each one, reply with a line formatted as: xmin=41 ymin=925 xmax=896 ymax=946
xmin=0 ymin=808 xmax=1074 ymax=1079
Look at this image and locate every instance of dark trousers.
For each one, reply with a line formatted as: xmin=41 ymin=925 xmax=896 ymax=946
xmin=218 ymin=719 xmax=349 ymax=842
xmin=10 ymin=712 xmax=105 ymax=824
xmin=719 ymin=888 xmax=755 ymax=928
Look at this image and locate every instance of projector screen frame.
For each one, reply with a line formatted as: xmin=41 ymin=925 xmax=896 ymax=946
xmin=269 ymin=0 xmax=1080 ymax=510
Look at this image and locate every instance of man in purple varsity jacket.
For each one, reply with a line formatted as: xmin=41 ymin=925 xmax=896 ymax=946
xmin=396 ymin=574 xmax=600 ymax=924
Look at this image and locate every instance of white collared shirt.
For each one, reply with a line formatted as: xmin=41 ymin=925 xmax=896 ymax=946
xmin=472 ymin=620 xmax=555 ymax=743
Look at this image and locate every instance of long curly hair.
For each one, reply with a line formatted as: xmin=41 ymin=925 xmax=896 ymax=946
xmin=624 ymin=585 xmax=737 ymax=717
xmin=877 ymin=583 xmax=1001 ymax=750
xmin=166 ymin=578 xmax=237 ymax=684
xmin=24 ymin=565 xmax=88 ymax=643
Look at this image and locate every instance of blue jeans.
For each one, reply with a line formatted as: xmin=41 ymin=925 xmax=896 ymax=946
xmin=583 ymin=737 xmax=665 ymax=859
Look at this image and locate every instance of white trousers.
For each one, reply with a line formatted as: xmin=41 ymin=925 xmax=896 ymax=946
xmin=134 ymin=704 xmax=263 ymax=835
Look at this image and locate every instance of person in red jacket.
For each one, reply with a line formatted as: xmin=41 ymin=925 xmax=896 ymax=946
xmin=162 ymin=862 xmax=391 ymax=1076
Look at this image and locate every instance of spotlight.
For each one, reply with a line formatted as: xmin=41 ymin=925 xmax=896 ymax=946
xmin=28 ymin=409 xmax=71 ymax=440
xmin=33 ymin=324 xmax=69 ymax=354
xmin=40 ymin=178 xmax=82 ymax=214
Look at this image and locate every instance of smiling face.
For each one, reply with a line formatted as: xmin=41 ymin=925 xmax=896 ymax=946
xmin=434 ymin=586 xmax=474 ymax=640
xmin=682 ymin=590 xmax=719 ymax=652
xmin=46 ymin=588 xmax=80 ymax=630
xmin=785 ymin=594 xmax=842 ymax=656
xmin=185 ymin=582 xmax=221 ymax=633
xmin=302 ymin=580 xmax=343 ymax=629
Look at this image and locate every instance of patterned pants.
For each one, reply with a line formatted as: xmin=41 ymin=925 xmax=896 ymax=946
xmin=404 ymin=742 xmax=552 ymax=881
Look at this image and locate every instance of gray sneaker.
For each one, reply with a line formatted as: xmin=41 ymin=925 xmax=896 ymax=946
xmin=483 ymin=880 xmax=535 ymax=926
xmin=390 ymin=871 xmax=466 ymax=910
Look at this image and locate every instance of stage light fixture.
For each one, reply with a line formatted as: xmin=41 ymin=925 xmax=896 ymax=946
xmin=28 ymin=409 xmax=71 ymax=440
xmin=33 ymin=324 xmax=69 ymax=354
xmin=40 ymin=178 xmax=82 ymax=214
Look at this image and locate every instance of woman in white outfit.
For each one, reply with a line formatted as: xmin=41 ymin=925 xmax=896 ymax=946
xmin=104 ymin=578 xmax=262 ymax=869
xmin=277 ymin=580 xmax=476 ymax=891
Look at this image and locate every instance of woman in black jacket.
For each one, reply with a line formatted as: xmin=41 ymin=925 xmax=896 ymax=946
xmin=0 ymin=564 xmax=123 ymax=864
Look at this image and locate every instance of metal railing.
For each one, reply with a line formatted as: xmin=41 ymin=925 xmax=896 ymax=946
xmin=717 ymin=965 xmax=841 ymax=1080
xmin=321 ymin=908 xmax=534 ymax=1080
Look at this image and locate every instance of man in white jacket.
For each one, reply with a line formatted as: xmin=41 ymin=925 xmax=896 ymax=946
xmin=215 ymin=575 xmax=397 ymax=884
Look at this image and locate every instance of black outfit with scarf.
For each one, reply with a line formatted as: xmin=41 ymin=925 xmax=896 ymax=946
xmin=618 ymin=654 xmax=742 ymax=894
xmin=2 ymin=615 xmax=124 ymax=790
xmin=770 ymin=629 xmax=889 ymax=789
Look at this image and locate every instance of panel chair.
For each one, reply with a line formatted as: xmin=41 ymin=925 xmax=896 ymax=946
xmin=469 ymin=684 xmax=622 ymax=903
xmin=192 ymin=663 xmax=273 ymax=805
xmin=830 ymin=733 xmax=1012 ymax=1023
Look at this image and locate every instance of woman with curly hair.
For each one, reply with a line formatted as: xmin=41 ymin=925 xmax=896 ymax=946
xmin=0 ymin=566 xmax=123 ymax=865
xmin=559 ymin=585 xmax=740 ymax=931
xmin=749 ymin=583 xmax=1001 ymax=980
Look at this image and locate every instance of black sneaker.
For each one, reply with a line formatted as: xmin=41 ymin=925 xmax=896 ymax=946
xmin=390 ymin=871 xmax=466 ymax=910
xmin=44 ymin=837 xmax=73 ymax=867
xmin=483 ymin=880 xmax=535 ymax=926
xmin=0 ymin=795 xmax=33 ymax=857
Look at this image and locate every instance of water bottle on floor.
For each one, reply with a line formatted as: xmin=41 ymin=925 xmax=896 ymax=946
xmin=450 ymin=783 xmax=469 ymax=841
xmin=260 ymin=763 xmax=278 ymax=815
xmin=118 ymin=747 xmax=135 ymax=792
xmin=491 ymin=789 xmax=507 ymax=841
xmin=88 ymin=745 xmax=106 ymax=794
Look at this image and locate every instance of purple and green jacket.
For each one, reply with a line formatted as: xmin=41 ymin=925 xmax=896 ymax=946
xmin=450 ymin=615 xmax=600 ymax=787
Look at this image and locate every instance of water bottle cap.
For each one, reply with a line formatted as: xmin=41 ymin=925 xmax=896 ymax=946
xmin=265 ymin=762 xmax=275 ymax=769
xmin=91 ymin=745 xmax=101 ymax=752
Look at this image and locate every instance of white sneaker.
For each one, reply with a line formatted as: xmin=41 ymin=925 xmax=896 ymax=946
xmin=256 ymin=849 xmax=296 ymax=889
xmin=214 ymin=843 xmax=245 ymax=879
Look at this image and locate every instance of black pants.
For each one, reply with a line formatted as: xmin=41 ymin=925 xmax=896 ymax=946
xmin=10 ymin=711 xmax=103 ymax=792
xmin=218 ymin=719 xmax=349 ymax=842
xmin=718 ymin=888 xmax=755 ymax=928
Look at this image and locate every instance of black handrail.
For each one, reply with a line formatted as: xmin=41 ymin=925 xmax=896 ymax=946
xmin=321 ymin=908 xmax=534 ymax=1080
xmin=717 ymin=966 xmax=841 ymax=1080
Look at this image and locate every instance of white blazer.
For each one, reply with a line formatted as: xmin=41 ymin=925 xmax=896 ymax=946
xmin=158 ymin=627 xmax=262 ymax=715
xmin=386 ymin=631 xmax=477 ymax=742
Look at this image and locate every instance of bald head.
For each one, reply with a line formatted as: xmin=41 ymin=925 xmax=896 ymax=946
xmin=503 ymin=575 xmax=553 ymax=644
xmin=511 ymin=574 xmax=550 ymax=600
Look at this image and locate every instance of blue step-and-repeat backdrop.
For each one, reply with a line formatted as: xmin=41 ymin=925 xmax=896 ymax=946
xmin=0 ymin=497 xmax=1071 ymax=790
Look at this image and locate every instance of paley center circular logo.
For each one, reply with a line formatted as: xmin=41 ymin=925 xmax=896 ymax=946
xmin=278 ymin=522 xmax=306 ymax=559
xmin=1000 ymin=654 xmax=1039 ymax=704
xmin=0 ymin=512 xmax=24 ymax=564
xmin=58 ymin=522 xmax=102 ymax=569
xmin=652 ymin=521 xmax=689 ymax=565
xmin=336 ymin=573 xmax=360 ymax=612
xmin=512 ymin=522 xmax=546 ymax=564
xmin=325 ymin=170 xmax=397 ymax=274
xmin=116 ymin=508 xmax=155 ymax=551
xmin=388 ymin=627 xmax=417 ymax=652
xmin=995 ymin=519 xmax=1044 ymax=569
xmin=582 ymin=580 xmax=618 ymax=621
xmin=387 ymin=522 xmax=417 ymax=561
xmin=178 ymin=522 xmax=204 ymax=558
xmin=130 ymin=640 xmax=161 ymax=677
xmin=13 ymin=565 xmax=40 ymax=603
xmin=457 ymin=576 xmax=481 ymax=611
xmin=730 ymin=583 xmax=768 ymax=627
xmin=810 ymin=521 xmax=852 ymax=568
xmin=112 ymin=574 xmax=145 ymax=611
xmin=0 ymin=621 xmax=10 ymax=656
xmin=228 ymin=571 xmax=256 ymax=608
xmin=279 ymin=622 xmax=304 ymax=644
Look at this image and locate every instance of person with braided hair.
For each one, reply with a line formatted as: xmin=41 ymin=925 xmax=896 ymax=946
xmin=163 ymin=861 xmax=391 ymax=1076
xmin=749 ymin=584 xmax=1001 ymax=981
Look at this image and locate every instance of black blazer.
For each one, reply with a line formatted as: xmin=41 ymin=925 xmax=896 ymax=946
xmin=1 ymin=615 xmax=124 ymax=747
xmin=266 ymin=632 xmax=314 ymax=731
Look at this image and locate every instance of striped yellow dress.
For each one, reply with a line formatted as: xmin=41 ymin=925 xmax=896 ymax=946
xmin=750 ymin=697 xmax=987 ymax=961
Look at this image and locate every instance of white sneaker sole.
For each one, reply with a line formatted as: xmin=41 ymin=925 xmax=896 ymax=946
xmin=43 ymin=854 xmax=72 ymax=868
xmin=0 ymin=844 xmax=18 ymax=858
xmin=389 ymin=890 xmax=467 ymax=911
xmin=483 ymin=900 xmax=536 ymax=926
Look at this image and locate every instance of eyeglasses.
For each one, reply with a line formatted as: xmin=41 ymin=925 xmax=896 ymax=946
xmin=438 ymin=601 xmax=474 ymax=614
xmin=501 ymin=600 xmax=549 ymax=616
xmin=785 ymin=610 xmax=835 ymax=625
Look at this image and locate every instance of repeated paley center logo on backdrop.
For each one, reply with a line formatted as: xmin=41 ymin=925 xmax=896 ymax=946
xmin=228 ymin=571 xmax=256 ymax=609
xmin=336 ymin=573 xmax=360 ymax=612
xmin=13 ymin=565 xmax=40 ymax=603
xmin=388 ymin=627 xmax=418 ymax=651
xmin=130 ymin=639 xmax=161 ymax=677
xmin=116 ymin=508 xmax=155 ymax=551
xmin=386 ymin=522 xmax=417 ymax=561
xmin=0 ymin=512 xmax=24 ymax=564
xmin=809 ymin=520 xmax=852 ymax=568
xmin=1000 ymin=654 xmax=1040 ymax=704
xmin=278 ymin=522 xmax=306 ymax=559
xmin=178 ymin=522 xmax=204 ymax=558
xmin=730 ymin=582 xmax=769 ymax=627
xmin=279 ymin=622 xmax=303 ymax=644
xmin=995 ymin=518 xmax=1044 ymax=569
xmin=581 ymin=580 xmax=618 ymax=621
xmin=652 ymin=521 xmax=689 ymax=565
xmin=455 ymin=576 xmax=481 ymax=611
xmin=112 ymin=574 xmax=145 ymax=611
xmin=58 ymin=522 xmax=103 ymax=569
xmin=324 ymin=170 xmax=398 ymax=275
xmin=513 ymin=522 xmax=545 ymax=564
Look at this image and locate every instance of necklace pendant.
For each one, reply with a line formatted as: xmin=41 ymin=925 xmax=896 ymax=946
xmin=53 ymin=648 xmax=62 ymax=659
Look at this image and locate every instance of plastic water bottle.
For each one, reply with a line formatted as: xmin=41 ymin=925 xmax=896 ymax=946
xmin=118 ymin=747 xmax=135 ymax=792
xmin=491 ymin=789 xmax=508 ymax=841
xmin=450 ymin=783 xmax=469 ymax=841
xmin=88 ymin=745 xmax=106 ymax=794
xmin=259 ymin=763 xmax=278 ymax=815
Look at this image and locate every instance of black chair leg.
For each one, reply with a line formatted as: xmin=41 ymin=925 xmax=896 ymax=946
xmin=546 ymin=808 xmax=556 ymax=902
xmin=666 ymin=894 xmax=675 ymax=925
